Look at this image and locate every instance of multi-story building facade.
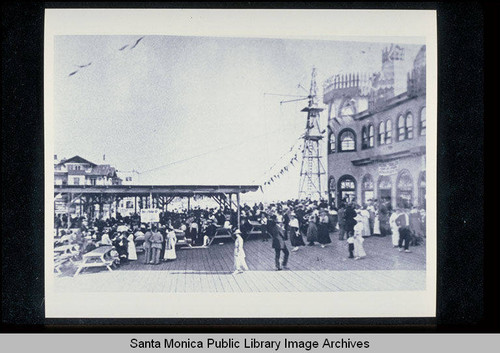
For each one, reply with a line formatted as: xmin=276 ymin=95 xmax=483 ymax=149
xmin=323 ymin=44 xmax=426 ymax=209
xmin=53 ymin=155 xmax=122 ymax=216
xmin=54 ymin=155 xmax=122 ymax=186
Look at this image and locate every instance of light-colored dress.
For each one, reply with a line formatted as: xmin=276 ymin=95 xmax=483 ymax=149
xmin=234 ymin=235 xmax=248 ymax=271
xmin=389 ymin=212 xmax=400 ymax=246
xmin=164 ymin=231 xmax=177 ymax=260
xmin=101 ymin=233 xmax=112 ymax=246
xmin=373 ymin=212 xmax=381 ymax=235
xmin=360 ymin=209 xmax=371 ymax=236
xmin=353 ymin=222 xmax=367 ymax=258
xmin=127 ymin=233 xmax=137 ymax=260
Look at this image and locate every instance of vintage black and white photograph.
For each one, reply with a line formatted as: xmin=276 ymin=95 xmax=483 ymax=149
xmin=44 ymin=9 xmax=437 ymax=318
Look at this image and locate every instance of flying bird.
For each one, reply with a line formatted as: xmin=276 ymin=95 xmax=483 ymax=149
xmin=68 ymin=70 xmax=79 ymax=77
xmin=130 ymin=36 xmax=144 ymax=50
xmin=118 ymin=44 xmax=129 ymax=51
xmin=76 ymin=62 xmax=92 ymax=68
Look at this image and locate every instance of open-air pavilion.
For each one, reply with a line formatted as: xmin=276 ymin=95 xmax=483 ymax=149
xmin=54 ymin=184 xmax=260 ymax=229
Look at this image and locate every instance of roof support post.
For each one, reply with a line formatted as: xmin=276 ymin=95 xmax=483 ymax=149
xmin=237 ymin=192 xmax=241 ymax=230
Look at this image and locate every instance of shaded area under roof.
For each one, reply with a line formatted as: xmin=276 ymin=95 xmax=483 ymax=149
xmin=54 ymin=184 xmax=260 ymax=196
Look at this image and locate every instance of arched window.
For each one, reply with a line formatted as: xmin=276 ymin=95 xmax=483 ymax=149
xmin=338 ymin=175 xmax=357 ymax=205
xmin=397 ymin=115 xmax=405 ymax=141
xmin=362 ymin=174 xmax=374 ymax=205
xmin=361 ymin=126 xmax=368 ymax=150
xmin=418 ymin=171 xmax=426 ymax=208
xmin=378 ymin=175 xmax=392 ymax=203
xmin=328 ymin=176 xmax=336 ymax=207
xmin=386 ymin=119 xmax=392 ymax=144
xmin=397 ymin=170 xmax=414 ymax=208
xmin=420 ymin=107 xmax=426 ymax=136
xmin=339 ymin=129 xmax=356 ymax=152
xmin=378 ymin=121 xmax=386 ymax=145
xmin=328 ymin=132 xmax=336 ymax=154
xmin=406 ymin=113 xmax=414 ymax=139
xmin=368 ymin=124 xmax=374 ymax=148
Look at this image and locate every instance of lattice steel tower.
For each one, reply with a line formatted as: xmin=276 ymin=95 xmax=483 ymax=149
xmin=298 ymin=68 xmax=327 ymax=200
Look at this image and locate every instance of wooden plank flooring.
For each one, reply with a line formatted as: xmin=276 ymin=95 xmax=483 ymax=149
xmin=55 ymin=234 xmax=427 ymax=293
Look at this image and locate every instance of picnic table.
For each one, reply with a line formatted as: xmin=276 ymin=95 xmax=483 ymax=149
xmin=245 ymin=220 xmax=264 ymax=239
xmin=174 ymin=230 xmax=192 ymax=248
xmin=73 ymin=245 xmax=113 ymax=276
xmin=208 ymin=227 xmax=233 ymax=245
xmin=54 ymin=244 xmax=79 ymax=255
xmin=54 ymin=244 xmax=80 ymax=274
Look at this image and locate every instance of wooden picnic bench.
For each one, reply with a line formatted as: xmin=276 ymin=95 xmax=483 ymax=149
xmin=245 ymin=220 xmax=265 ymax=240
xmin=54 ymin=244 xmax=80 ymax=255
xmin=73 ymin=245 xmax=113 ymax=276
xmin=208 ymin=227 xmax=233 ymax=245
xmin=54 ymin=244 xmax=80 ymax=274
xmin=174 ymin=230 xmax=193 ymax=248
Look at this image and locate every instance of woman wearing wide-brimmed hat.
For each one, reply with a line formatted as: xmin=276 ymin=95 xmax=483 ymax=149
xmin=353 ymin=214 xmax=367 ymax=260
xmin=163 ymin=226 xmax=177 ymax=261
xmin=288 ymin=212 xmax=305 ymax=251
xmin=317 ymin=209 xmax=332 ymax=248
xmin=233 ymin=229 xmax=248 ymax=274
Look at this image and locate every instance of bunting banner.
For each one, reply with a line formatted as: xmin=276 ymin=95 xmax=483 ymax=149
xmin=259 ymin=138 xmax=307 ymax=188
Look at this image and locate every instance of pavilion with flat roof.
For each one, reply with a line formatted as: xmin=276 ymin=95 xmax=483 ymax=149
xmin=54 ymin=184 xmax=260 ymax=228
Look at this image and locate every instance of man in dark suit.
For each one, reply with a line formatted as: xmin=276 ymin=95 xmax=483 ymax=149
xmin=396 ymin=209 xmax=412 ymax=252
xmin=268 ymin=215 xmax=289 ymax=271
xmin=344 ymin=203 xmax=358 ymax=238
xmin=337 ymin=204 xmax=346 ymax=240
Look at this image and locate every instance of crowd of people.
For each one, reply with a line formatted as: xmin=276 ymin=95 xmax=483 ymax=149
xmin=54 ymin=198 xmax=426 ymax=273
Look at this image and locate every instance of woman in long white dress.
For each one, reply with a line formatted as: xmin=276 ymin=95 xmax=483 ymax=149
xmin=360 ymin=207 xmax=371 ymax=237
xmin=373 ymin=210 xmax=381 ymax=236
xmin=164 ymin=227 xmax=177 ymax=261
xmin=127 ymin=232 xmax=137 ymax=260
xmin=389 ymin=209 xmax=400 ymax=247
xmin=233 ymin=229 xmax=248 ymax=274
xmin=353 ymin=216 xmax=367 ymax=260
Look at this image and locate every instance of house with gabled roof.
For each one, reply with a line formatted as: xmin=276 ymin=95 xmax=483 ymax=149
xmin=54 ymin=155 xmax=122 ymax=186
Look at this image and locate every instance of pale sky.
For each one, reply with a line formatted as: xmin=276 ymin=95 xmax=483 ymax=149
xmin=53 ymin=35 xmax=422 ymax=201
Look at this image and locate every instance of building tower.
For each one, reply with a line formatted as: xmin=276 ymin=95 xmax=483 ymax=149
xmin=298 ymin=68 xmax=327 ymax=200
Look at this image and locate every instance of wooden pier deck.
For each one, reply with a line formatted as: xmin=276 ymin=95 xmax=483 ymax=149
xmin=54 ymin=234 xmax=426 ymax=293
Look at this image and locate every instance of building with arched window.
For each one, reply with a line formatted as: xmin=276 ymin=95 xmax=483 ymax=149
xmin=338 ymin=175 xmax=357 ymax=204
xmin=361 ymin=174 xmax=375 ymax=204
xmin=338 ymin=129 xmax=356 ymax=152
xmin=323 ymin=44 xmax=426 ymax=209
